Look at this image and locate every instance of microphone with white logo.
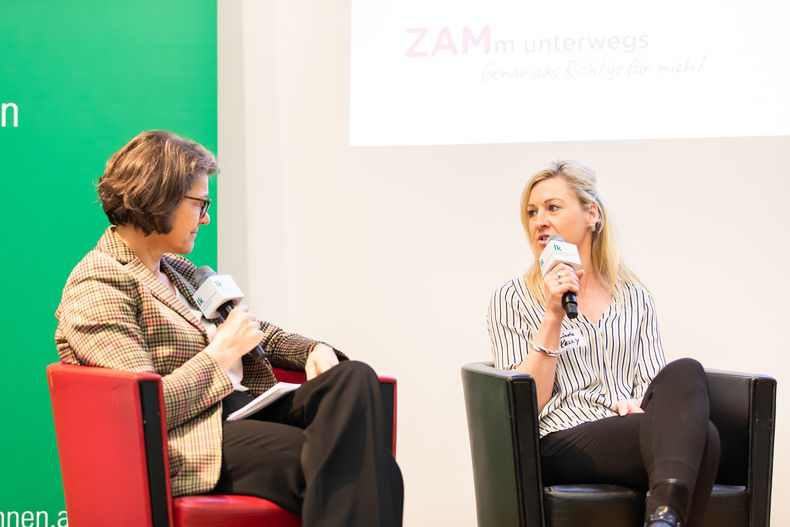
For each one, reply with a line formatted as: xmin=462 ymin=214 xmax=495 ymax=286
xmin=192 ymin=266 xmax=266 ymax=361
xmin=538 ymin=235 xmax=581 ymax=319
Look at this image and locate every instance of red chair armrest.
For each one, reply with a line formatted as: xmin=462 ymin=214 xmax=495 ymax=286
xmin=47 ymin=362 xmax=172 ymax=527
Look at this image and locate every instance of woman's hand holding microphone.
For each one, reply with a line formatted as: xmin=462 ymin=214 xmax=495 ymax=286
xmin=204 ymin=305 xmax=264 ymax=371
xmin=543 ymin=263 xmax=585 ymax=320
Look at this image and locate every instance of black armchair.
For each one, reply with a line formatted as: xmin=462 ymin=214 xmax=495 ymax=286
xmin=461 ymin=361 xmax=776 ymax=527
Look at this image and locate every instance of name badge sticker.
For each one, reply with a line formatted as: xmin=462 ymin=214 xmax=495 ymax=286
xmin=558 ymin=328 xmax=586 ymax=353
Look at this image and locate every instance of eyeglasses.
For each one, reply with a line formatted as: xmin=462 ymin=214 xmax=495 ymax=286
xmin=184 ymin=196 xmax=211 ymax=219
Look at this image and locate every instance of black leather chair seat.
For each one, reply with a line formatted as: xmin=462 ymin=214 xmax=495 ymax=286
xmin=545 ymin=484 xmax=644 ymax=526
xmin=544 ymin=484 xmax=748 ymax=527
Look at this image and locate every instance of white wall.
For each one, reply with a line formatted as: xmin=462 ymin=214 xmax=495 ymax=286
xmin=218 ymin=1 xmax=789 ymax=525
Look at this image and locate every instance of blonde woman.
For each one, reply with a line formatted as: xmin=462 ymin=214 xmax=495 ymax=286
xmin=488 ymin=160 xmax=718 ymax=527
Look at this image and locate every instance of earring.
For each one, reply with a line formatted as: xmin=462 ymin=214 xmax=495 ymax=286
xmin=589 ymin=223 xmax=597 ymax=233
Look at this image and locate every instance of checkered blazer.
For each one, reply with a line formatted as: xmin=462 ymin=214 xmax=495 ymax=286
xmin=55 ymin=227 xmax=325 ymax=496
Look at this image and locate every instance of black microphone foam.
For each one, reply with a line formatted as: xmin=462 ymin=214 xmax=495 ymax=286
xmin=194 ymin=265 xmax=217 ymax=288
xmin=546 ymin=235 xmax=579 ymax=319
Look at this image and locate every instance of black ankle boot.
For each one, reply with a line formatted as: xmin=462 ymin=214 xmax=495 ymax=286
xmin=644 ymin=479 xmax=690 ymax=527
xmin=644 ymin=505 xmax=681 ymax=527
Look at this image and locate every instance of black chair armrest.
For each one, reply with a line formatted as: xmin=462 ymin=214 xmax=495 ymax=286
xmin=705 ymin=369 xmax=776 ymax=526
xmin=462 ymin=361 xmax=544 ymax=527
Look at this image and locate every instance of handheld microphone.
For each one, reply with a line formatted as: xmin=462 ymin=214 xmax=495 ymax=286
xmin=538 ymin=235 xmax=581 ymax=319
xmin=192 ymin=266 xmax=266 ymax=361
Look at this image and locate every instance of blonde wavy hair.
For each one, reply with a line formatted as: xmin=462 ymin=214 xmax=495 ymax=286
xmin=521 ymin=160 xmax=640 ymax=303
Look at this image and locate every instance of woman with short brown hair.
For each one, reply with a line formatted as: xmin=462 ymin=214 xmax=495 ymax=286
xmin=56 ymin=130 xmax=403 ymax=527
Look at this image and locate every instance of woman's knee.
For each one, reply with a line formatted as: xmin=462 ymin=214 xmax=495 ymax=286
xmin=331 ymin=360 xmax=379 ymax=389
xmin=656 ymin=358 xmax=707 ymax=390
xmin=645 ymin=358 xmax=709 ymax=410
xmin=663 ymin=358 xmax=704 ymax=379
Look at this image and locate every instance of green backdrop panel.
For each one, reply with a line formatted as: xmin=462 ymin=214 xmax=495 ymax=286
xmin=0 ymin=0 xmax=217 ymax=519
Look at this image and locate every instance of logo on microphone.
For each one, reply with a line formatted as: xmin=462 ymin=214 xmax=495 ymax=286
xmin=192 ymin=274 xmax=245 ymax=319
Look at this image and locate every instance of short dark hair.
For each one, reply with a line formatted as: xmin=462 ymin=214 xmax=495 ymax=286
xmin=97 ymin=130 xmax=218 ymax=235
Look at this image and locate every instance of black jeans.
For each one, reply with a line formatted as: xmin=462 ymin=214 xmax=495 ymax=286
xmin=540 ymin=358 xmax=720 ymax=527
xmin=212 ymin=360 xmax=404 ymax=527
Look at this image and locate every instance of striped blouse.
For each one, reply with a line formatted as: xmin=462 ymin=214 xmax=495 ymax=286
xmin=487 ymin=275 xmax=665 ymax=438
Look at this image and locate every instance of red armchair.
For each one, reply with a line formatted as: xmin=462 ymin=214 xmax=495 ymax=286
xmin=47 ymin=362 xmax=397 ymax=527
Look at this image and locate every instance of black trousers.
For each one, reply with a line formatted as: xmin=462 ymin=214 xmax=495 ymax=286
xmin=539 ymin=358 xmax=721 ymax=527
xmin=212 ymin=360 xmax=404 ymax=527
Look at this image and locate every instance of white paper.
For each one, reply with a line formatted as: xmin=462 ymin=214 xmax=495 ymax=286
xmin=226 ymin=382 xmax=301 ymax=421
